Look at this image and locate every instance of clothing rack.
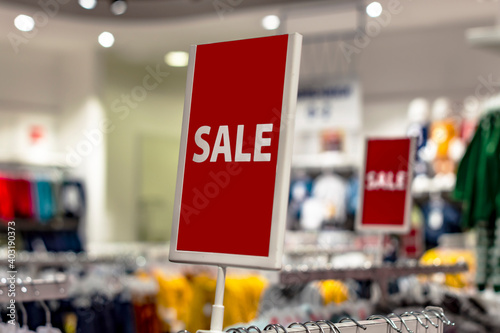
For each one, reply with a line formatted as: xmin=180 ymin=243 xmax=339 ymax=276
xmin=281 ymin=260 xmax=468 ymax=302
xmin=180 ymin=306 xmax=450 ymax=333
xmin=0 ymin=160 xmax=70 ymax=170
xmin=0 ymin=251 xmax=141 ymax=268
xmin=285 ymin=246 xmax=358 ymax=261
xmin=0 ymin=274 xmax=68 ymax=303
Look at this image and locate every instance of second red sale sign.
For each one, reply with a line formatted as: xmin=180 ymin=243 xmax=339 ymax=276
xmin=356 ymin=137 xmax=416 ymax=233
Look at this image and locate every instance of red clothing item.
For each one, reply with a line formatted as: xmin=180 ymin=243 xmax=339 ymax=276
xmin=133 ymin=302 xmax=161 ymax=333
xmin=10 ymin=179 xmax=33 ymax=218
xmin=0 ymin=178 xmax=14 ymax=221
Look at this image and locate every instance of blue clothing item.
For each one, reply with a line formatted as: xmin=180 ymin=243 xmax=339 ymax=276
xmin=22 ymin=231 xmax=83 ymax=252
xmin=0 ymin=301 xmax=66 ymax=332
xmin=76 ymin=294 xmax=136 ymax=333
xmin=289 ymin=178 xmax=313 ymax=202
xmin=407 ymin=123 xmax=430 ymax=175
xmin=346 ymin=177 xmax=359 ymax=215
xmin=407 ymin=123 xmax=429 ymax=158
xmin=421 ymin=201 xmax=462 ymax=248
xmin=36 ymin=181 xmax=56 ymax=222
xmin=288 ymin=177 xmax=313 ymax=230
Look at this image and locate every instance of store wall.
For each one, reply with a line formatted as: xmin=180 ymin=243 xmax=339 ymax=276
xmin=57 ymin=49 xmax=109 ymax=245
xmin=0 ymin=46 xmax=61 ymax=111
xmin=102 ymin=55 xmax=186 ymax=242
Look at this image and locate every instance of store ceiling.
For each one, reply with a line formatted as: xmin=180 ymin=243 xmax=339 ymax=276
xmin=0 ymin=0 xmax=498 ymax=65
xmin=0 ymin=0 xmax=329 ymax=20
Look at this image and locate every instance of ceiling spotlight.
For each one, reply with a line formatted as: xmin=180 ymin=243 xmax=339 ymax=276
xmin=110 ymin=0 xmax=127 ymax=15
xmin=164 ymin=51 xmax=189 ymax=67
xmin=14 ymin=14 xmax=35 ymax=32
xmin=98 ymin=31 xmax=115 ymax=48
xmin=261 ymin=15 xmax=280 ymax=30
xmin=79 ymin=0 xmax=97 ymax=10
xmin=366 ymin=2 xmax=383 ymax=18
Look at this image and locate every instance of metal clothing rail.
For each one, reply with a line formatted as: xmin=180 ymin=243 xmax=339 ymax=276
xmin=0 ymin=251 xmax=140 ymax=269
xmin=179 ymin=306 xmax=450 ymax=333
xmin=280 ymin=261 xmax=468 ymax=284
xmin=0 ymin=274 xmax=68 ymax=303
xmin=280 ymin=261 xmax=468 ymax=302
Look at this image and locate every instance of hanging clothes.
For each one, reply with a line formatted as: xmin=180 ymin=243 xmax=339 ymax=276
xmin=315 ymin=280 xmax=349 ymax=305
xmin=33 ymin=180 xmax=56 ymax=222
xmin=133 ymin=300 xmax=161 ymax=333
xmin=153 ymin=271 xmax=194 ymax=332
xmin=454 ymin=109 xmax=500 ymax=291
xmin=455 ymin=110 xmax=500 ymax=227
xmin=183 ymin=273 xmax=268 ymax=332
xmin=223 ymin=275 xmax=267 ymax=327
xmin=60 ymin=180 xmax=86 ymax=219
xmin=421 ymin=198 xmax=461 ymax=249
xmin=0 ymin=176 xmax=14 ymax=221
xmin=11 ymin=178 xmax=34 ymax=218
xmin=0 ymin=169 xmax=85 ymax=252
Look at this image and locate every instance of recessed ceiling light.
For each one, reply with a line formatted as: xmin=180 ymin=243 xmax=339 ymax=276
xmin=261 ymin=15 xmax=280 ymax=30
xmin=165 ymin=51 xmax=189 ymax=67
xmin=14 ymin=14 xmax=35 ymax=32
xmin=79 ymin=0 xmax=97 ymax=10
xmin=366 ymin=2 xmax=383 ymax=18
xmin=110 ymin=0 xmax=127 ymax=15
xmin=98 ymin=32 xmax=115 ymax=48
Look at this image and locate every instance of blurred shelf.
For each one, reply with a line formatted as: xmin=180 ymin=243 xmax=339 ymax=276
xmin=0 ymin=217 xmax=79 ymax=232
xmin=285 ymin=245 xmax=359 ymax=257
xmin=292 ymin=152 xmax=358 ymax=170
xmin=0 ymin=274 xmax=68 ymax=303
xmin=1 ymin=251 xmax=139 ymax=269
xmin=280 ymin=261 xmax=468 ymax=284
xmin=0 ymin=158 xmax=70 ymax=169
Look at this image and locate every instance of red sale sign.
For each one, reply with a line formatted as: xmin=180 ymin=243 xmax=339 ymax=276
xmin=356 ymin=138 xmax=416 ymax=233
xmin=169 ymin=34 xmax=302 ymax=269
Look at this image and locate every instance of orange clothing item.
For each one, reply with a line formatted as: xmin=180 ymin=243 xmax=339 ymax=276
xmin=430 ymin=119 xmax=458 ymax=159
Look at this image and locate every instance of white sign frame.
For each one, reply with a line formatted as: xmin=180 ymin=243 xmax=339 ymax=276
xmin=169 ymin=33 xmax=303 ymax=270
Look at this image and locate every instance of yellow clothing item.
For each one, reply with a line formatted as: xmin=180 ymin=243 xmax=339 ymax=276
xmin=186 ymin=274 xmax=215 ymax=333
xmin=184 ymin=274 xmax=268 ymax=332
xmin=420 ymin=248 xmax=475 ymax=288
xmin=224 ymin=275 xmax=268 ymax=326
xmin=315 ymin=280 xmax=349 ymax=305
xmin=153 ymin=270 xmax=194 ymax=332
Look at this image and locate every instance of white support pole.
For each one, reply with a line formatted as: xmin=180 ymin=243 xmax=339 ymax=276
xmin=210 ymin=266 xmax=226 ymax=332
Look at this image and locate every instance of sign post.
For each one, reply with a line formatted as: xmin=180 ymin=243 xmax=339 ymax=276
xmin=356 ymin=137 xmax=416 ymax=263
xmin=169 ymin=34 xmax=302 ymax=333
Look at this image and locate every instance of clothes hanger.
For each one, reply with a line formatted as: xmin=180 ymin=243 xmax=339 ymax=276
xmin=28 ymin=281 xmax=62 ymax=333
xmin=0 ymin=302 xmax=10 ymax=333
xmin=366 ymin=315 xmax=401 ymax=333
xmin=388 ymin=313 xmax=413 ymax=333
xmin=16 ymin=302 xmax=35 ymax=333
